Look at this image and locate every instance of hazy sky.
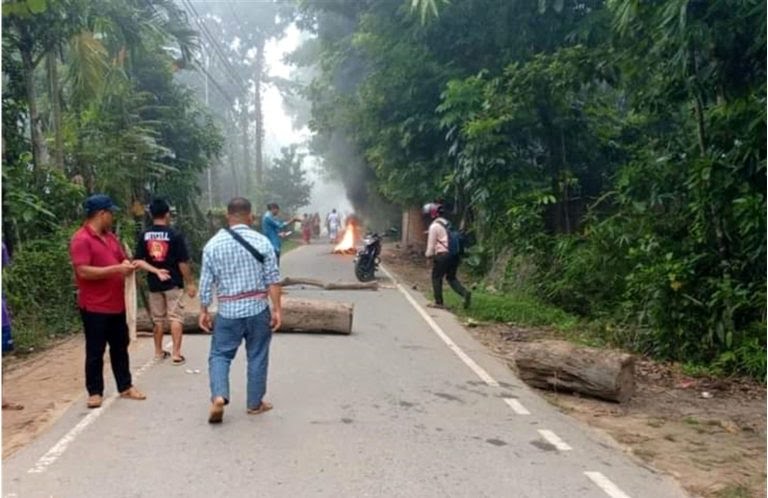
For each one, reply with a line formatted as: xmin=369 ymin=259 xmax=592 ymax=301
xmin=263 ymin=25 xmax=352 ymax=216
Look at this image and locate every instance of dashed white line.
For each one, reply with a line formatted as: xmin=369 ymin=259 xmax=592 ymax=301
xmin=585 ymin=472 xmax=633 ymax=498
xmin=27 ymin=340 xmax=170 ymax=474
xmin=537 ymin=429 xmax=572 ymax=451
xmin=503 ymin=397 xmax=531 ymax=415
xmin=380 ymin=264 xmax=499 ymax=387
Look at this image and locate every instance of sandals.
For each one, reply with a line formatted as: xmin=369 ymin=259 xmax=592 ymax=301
xmin=86 ymin=394 xmax=103 ymax=409
xmin=155 ymin=351 xmax=171 ymax=360
xmin=247 ymin=401 xmax=273 ymax=415
xmin=2 ymin=401 xmax=24 ymax=411
xmin=208 ymin=398 xmax=226 ymax=424
xmin=120 ymin=387 xmax=146 ymax=400
xmin=171 ymin=355 xmax=186 ymax=366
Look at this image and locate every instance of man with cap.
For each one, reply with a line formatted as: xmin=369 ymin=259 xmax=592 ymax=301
xmin=135 ymin=198 xmax=196 ymax=365
xmin=70 ymin=194 xmax=169 ymax=408
xmin=261 ymin=203 xmax=299 ymax=266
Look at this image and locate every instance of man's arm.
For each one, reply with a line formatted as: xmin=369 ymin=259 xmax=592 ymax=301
xmin=71 ymin=236 xmax=133 ymax=280
xmin=268 ymin=284 xmax=282 ymax=332
xmin=179 ymin=262 xmax=196 ymax=296
xmin=425 ymin=223 xmax=438 ymax=258
xmin=131 ymin=259 xmax=171 ymax=281
xmin=75 ymin=263 xmax=133 ymax=280
xmin=198 ymin=249 xmax=215 ymax=332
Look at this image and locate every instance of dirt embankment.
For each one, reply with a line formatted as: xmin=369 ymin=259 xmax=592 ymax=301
xmin=383 ymin=245 xmax=766 ymax=498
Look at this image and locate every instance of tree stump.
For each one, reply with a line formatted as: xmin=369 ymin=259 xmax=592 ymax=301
xmin=511 ymin=340 xmax=635 ymax=403
xmin=137 ymin=296 xmax=354 ymax=335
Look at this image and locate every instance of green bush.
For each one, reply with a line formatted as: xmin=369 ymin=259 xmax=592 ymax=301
xmin=4 ymin=228 xmax=81 ymax=352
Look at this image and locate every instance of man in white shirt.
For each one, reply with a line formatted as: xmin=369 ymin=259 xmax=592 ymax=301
xmin=327 ymin=209 xmax=341 ymax=243
xmin=424 ymin=203 xmax=471 ymax=309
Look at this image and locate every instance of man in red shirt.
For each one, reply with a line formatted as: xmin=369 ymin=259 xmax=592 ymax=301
xmin=70 ymin=194 xmax=169 ymax=408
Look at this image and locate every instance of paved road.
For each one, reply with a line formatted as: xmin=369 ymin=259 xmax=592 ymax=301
xmin=3 ymin=243 xmax=688 ymax=498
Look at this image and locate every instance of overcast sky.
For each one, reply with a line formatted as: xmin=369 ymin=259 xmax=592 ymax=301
xmin=263 ymin=24 xmax=352 ymax=216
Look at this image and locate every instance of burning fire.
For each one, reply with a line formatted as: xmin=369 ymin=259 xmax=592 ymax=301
xmin=334 ymin=223 xmax=357 ymax=253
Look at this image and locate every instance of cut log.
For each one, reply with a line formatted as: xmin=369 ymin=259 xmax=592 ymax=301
xmin=511 ymin=340 xmax=635 ymax=403
xmin=279 ymin=277 xmax=378 ymax=291
xmin=137 ymin=296 xmax=354 ymax=335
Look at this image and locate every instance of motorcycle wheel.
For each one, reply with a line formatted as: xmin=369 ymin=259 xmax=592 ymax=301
xmin=354 ymin=258 xmax=376 ymax=282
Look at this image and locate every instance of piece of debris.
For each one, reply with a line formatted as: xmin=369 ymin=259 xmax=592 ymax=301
xmin=701 ymin=391 xmax=713 ymax=399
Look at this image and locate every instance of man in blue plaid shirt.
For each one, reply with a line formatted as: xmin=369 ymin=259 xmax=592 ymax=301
xmin=198 ymin=197 xmax=283 ymax=424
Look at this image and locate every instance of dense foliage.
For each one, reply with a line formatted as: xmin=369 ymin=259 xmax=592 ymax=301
xmin=294 ymin=0 xmax=766 ymax=377
xmin=2 ymin=0 xmax=223 ymax=348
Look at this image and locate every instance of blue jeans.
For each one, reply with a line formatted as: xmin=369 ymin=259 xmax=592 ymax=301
xmin=208 ymin=309 xmax=272 ymax=409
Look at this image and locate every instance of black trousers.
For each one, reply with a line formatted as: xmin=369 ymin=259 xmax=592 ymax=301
xmin=80 ymin=309 xmax=132 ymax=396
xmin=432 ymin=253 xmax=468 ymax=305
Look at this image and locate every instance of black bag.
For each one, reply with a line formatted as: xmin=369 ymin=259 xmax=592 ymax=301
xmin=225 ymin=228 xmax=265 ymax=264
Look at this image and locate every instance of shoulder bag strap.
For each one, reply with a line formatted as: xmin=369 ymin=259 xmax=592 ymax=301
xmin=225 ymin=228 xmax=265 ymax=264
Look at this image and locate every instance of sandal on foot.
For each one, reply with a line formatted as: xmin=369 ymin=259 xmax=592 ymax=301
xmin=120 ymin=387 xmax=146 ymax=400
xmin=155 ymin=351 xmax=170 ymax=360
xmin=171 ymin=355 xmax=186 ymax=366
xmin=2 ymin=401 xmax=24 ymax=411
xmin=426 ymin=303 xmax=445 ymax=309
xmin=86 ymin=395 xmax=103 ymax=409
xmin=247 ymin=401 xmax=273 ymax=415
xmin=208 ymin=399 xmax=225 ymax=424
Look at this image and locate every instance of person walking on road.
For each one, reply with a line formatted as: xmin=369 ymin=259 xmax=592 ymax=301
xmin=70 ymin=194 xmax=169 ymax=408
xmin=301 ymin=213 xmax=312 ymax=245
xmin=199 ymin=197 xmax=283 ymax=424
xmin=2 ymin=242 xmax=23 ymax=411
xmin=261 ymin=203 xmax=299 ymax=266
xmin=424 ymin=202 xmax=472 ymax=310
xmin=327 ymin=209 xmax=340 ymax=244
xmin=135 ymin=198 xmax=196 ymax=366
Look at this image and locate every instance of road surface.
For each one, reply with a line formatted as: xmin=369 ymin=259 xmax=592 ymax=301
xmin=2 ymin=243 xmax=688 ymax=497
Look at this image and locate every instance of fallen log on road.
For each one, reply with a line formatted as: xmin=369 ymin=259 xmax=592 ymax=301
xmin=279 ymin=277 xmax=378 ymax=291
xmin=137 ymin=296 xmax=354 ymax=335
xmin=511 ymin=340 xmax=636 ymax=403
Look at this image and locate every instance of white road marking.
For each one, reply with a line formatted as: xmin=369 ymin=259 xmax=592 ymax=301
xmin=585 ymin=472 xmax=633 ymax=498
xmin=503 ymin=397 xmax=530 ymax=415
xmin=27 ymin=340 xmax=171 ymax=474
xmin=380 ymin=265 xmax=499 ymax=387
xmin=537 ymin=429 xmax=572 ymax=451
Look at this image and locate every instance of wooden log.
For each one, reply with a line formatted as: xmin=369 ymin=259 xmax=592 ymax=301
xmin=137 ymin=296 xmax=354 ymax=335
xmin=278 ymin=277 xmax=378 ymax=291
xmin=511 ymin=340 xmax=635 ymax=403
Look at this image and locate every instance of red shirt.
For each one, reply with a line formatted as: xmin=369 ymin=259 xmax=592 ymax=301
xmin=70 ymin=224 xmax=127 ymax=313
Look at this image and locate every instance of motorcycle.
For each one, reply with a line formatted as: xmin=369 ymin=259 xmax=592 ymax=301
xmin=354 ymin=232 xmax=382 ymax=282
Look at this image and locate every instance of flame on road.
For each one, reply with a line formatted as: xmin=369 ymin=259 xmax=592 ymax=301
xmin=334 ymin=223 xmax=356 ymax=252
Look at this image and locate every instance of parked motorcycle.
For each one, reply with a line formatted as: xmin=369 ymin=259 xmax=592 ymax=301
xmin=354 ymin=232 xmax=382 ymax=282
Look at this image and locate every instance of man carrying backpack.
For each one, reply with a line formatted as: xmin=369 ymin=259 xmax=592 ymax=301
xmin=424 ymin=202 xmax=471 ymax=310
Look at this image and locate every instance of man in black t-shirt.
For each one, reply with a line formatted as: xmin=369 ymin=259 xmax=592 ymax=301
xmin=135 ymin=199 xmax=196 ymax=365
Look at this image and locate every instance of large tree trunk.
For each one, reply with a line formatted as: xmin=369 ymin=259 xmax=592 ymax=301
xmin=46 ymin=51 xmax=65 ymax=170
xmin=19 ymin=27 xmax=46 ymax=172
xmin=511 ymin=340 xmax=636 ymax=403
xmin=240 ymin=109 xmax=252 ymax=193
xmin=137 ymin=296 xmax=354 ymax=335
xmin=253 ymin=35 xmax=265 ymax=186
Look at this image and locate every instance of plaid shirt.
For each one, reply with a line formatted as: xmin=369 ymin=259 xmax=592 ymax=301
xmin=200 ymin=225 xmax=281 ymax=319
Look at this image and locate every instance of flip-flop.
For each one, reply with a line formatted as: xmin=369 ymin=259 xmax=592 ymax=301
xmin=2 ymin=402 xmax=24 ymax=411
xmin=120 ymin=388 xmax=147 ymax=400
xmin=155 ymin=351 xmax=171 ymax=360
xmin=247 ymin=401 xmax=273 ymax=415
xmin=171 ymin=355 xmax=186 ymax=366
xmin=208 ymin=399 xmax=225 ymax=424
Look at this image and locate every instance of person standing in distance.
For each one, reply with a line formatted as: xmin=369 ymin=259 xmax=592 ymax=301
xmin=327 ymin=209 xmax=341 ymax=244
xmin=199 ymin=197 xmax=283 ymax=424
xmin=261 ymin=203 xmax=299 ymax=266
xmin=135 ymin=198 xmax=196 ymax=365
xmin=70 ymin=194 xmax=169 ymax=408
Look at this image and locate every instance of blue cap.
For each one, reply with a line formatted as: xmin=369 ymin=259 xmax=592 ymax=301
xmin=83 ymin=194 xmax=119 ymax=216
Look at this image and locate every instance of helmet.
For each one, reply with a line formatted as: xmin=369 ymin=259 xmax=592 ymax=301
xmin=422 ymin=202 xmax=444 ymax=219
